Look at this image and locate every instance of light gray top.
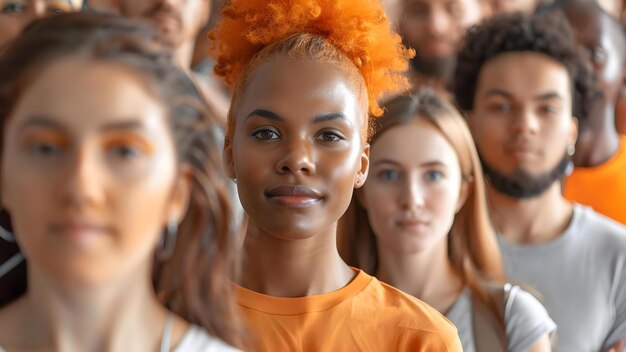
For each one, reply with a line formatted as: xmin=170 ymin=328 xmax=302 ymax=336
xmin=173 ymin=325 xmax=240 ymax=352
xmin=446 ymin=284 xmax=556 ymax=352
xmin=497 ymin=204 xmax=626 ymax=352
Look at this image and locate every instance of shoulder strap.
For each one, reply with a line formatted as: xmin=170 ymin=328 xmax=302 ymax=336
xmin=160 ymin=313 xmax=174 ymax=352
xmin=471 ymin=283 xmax=508 ymax=352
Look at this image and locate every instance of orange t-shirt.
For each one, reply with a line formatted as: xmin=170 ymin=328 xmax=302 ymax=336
xmin=565 ymin=135 xmax=626 ymax=225
xmin=235 ymin=269 xmax=462 ymax=351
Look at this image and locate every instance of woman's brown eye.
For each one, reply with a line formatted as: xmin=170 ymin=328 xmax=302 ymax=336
xmin=253 ymin=129 xmax=279 ymax=141
xmin=317 ymin=132 xmax=343 ymax=142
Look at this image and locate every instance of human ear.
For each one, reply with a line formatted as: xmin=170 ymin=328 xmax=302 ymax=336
xmin=223 ymin=139 xmax=236 ymax=180
xmin=355 ymin=143 xmax=370 ymax=189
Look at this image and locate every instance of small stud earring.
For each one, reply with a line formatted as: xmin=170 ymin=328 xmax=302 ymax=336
xmin=356 ymin=175 xmax=364 ymax=187
xmin=567 ymin=144 xmax=576 ymax=157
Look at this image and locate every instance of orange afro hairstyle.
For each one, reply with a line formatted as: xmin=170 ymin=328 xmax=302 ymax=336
xmin=209 ymin=0 xmax=415 ymax=118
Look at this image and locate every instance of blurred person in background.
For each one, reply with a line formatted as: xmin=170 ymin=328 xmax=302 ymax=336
xmin=0 ymin=0 xmax=84 ymax=308
xmin=0 ymin=13 xmax=243 ymax=351
xmin=87 ymin=0 xmax=230 ymax=121
xmin=0 ymin=0 xmax=83 ymax=50
xmin=541 ymin=0 xmax=626 ymax=225
xmin=398 ymin=0 xmax=492 ymax=98
xmin=454 ymin=12 xmax=626 ymax=351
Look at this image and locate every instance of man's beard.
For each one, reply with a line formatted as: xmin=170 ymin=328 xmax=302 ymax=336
xmin=480 ymin=152 xmax=572 ymax=199
xmin=409 ymin=54 xmax=456 ymax=81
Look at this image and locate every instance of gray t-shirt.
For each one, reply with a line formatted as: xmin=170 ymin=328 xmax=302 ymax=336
xmin=446 ymin=284 xmax=556 ymax=352
xmin=497 ymin=204 xmax=626 ymax=352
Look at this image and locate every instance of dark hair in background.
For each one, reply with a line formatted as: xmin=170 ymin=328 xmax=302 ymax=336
xmin=537 ymin=0 xmax=625 ymax=31
xmin=0 ymin=13 xmax=243 ymax=348
xmin=537 ymin=0 xmax=626 ymax=113
xmin=453 ymin=12 xmax=598 ymax=128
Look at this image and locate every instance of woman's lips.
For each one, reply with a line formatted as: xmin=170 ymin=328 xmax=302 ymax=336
xmin=49 ymin=221 xmax=112 ymax=246
xmin=395 ymin=219 xmax=430 ymax=231
xmin=265 ymin=185 xmax=323 ymax=208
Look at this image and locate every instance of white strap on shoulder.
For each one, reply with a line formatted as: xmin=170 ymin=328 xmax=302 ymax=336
xmin=160 ymin=312 xmax=175 ymax=352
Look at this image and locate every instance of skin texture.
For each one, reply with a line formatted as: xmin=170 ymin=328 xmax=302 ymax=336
xmin=362 ymin=119 xmax=463 ymax=256
xmin=224 ymin=58 xmax=369 ymax=297
xmin=469 ymin=52 xmax=577 ymax=178
xmin=0 ymin=0 xmax=83 ymax=50
xmin=467 ymin=52 xmax=577 ymax=243
xmin=564 ymin=5 xmax=626 ymax=166
xmin=0 ymin=59 xmax=190 ymax=351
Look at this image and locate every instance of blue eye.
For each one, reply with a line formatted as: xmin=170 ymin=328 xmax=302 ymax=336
xmin=378 ymin=169 xmax=399 ymax=181
xmin=252 ymin=129 xmax=279 ymax=141
xmin=497 ymin=103 xmax=511 ymax=113
xmin=30 ymin=143 xmax=62 ymax=157
xmin=425 ymin=170 xmax=444 ymax=182
xmin=110 ymin=146 xmax=140 ymax=159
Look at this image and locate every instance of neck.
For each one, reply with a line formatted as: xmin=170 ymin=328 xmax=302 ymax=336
xmin=239 ymin=222 xmax=355 ymax=297
xmin=574 ymin=103 xmax=621 ymax=167
xmin=487 ymin=181 xmax=573 ymax=244
xmin=173 ymin=40 xmax=195 ymax=71
xmin=14 ymin=264 xmax=169 ymax=352
xmin=376 ymin=239 xmax=463 ymax=313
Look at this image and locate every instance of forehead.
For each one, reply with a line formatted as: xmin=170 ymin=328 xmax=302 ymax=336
xmin=237 ymin=59 xmax=364 ymax=125
xmin=372 ymin=119 xmax=458 ymax=165
xmin=476 ymin=52 xmax=572 ymax=101
xmin=11 ymin=59 xmax=166 ymax=130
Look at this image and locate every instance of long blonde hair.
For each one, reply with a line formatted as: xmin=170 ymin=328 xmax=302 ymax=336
xmin=338 ymin=88 xmax=504 ymax=314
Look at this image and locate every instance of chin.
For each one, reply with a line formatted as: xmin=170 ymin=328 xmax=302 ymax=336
xmin=383 ymin=238 xmax=438 ymax=256
xmin=262 ymin=224 xmax=329 ymax=241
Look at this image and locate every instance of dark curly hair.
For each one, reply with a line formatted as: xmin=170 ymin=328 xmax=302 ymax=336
xmin=453 ymin=12 xmax=598 ymax=126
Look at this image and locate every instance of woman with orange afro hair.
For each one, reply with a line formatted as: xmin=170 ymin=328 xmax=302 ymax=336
xmin=211 ymin=0 xmax=462 ymax=350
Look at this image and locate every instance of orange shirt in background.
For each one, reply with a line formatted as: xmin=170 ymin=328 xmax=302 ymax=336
xmin=565 ymin=135 xmax=626 ymax=225
xmin=235 ymin=268 xmax=462 ymax=351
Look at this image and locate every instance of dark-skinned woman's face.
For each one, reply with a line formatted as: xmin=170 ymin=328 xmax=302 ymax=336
xmin=225 ymin=59 xmax=369 ymax=240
